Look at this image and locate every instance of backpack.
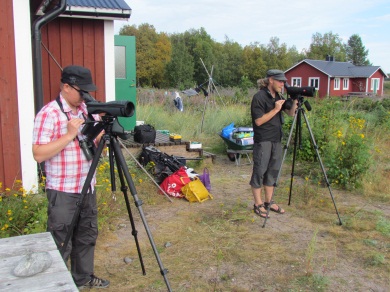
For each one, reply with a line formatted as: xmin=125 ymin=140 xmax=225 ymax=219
xmin=139 ymin=146 xmax=185 ymax=184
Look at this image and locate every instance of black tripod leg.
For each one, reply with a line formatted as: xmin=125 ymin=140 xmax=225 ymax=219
xmin=263 ymin=110 xmax=298 ymax=227
xmin=110 ymin=137 xmax=172 ymax=291
xmin=288 ymin=109 xmax=301 ymax=206
xmin=60 ymin=137 xmax=106 ymax=257
xmin=110 ymin=141 xmax=146 ymax=275
xmin=301 ymin=111 xmax=342 ymax=225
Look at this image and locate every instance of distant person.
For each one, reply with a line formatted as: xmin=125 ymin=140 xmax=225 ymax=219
xmin=250 ymin=69 xmax=297 ymax=218
xmin=32 ymin=65 xmax=109 ymax=289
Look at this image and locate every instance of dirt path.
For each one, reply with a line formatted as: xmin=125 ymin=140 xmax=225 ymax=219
xmin=93 ymin=155 xmax=389 ymax=292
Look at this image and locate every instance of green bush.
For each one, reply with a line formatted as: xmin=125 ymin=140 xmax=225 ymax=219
xmin=0 ymin=181 xmax=47 ymax=238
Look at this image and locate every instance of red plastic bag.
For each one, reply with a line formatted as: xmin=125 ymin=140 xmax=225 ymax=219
xmin=159 ymin=167 xmax=191 ymax=198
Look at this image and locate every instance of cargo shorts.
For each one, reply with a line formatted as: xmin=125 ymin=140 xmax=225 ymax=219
xmin=249 ymin=141 xmax=282 ymax=188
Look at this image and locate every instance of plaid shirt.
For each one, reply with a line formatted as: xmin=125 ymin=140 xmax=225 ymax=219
xmin=32 ymin=94 xmax=98 ymax=193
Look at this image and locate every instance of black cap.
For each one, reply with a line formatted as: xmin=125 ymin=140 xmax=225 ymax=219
xmin=61 ymin=65 xmax=97 ymax=92
xmin=266 ymin=69 xmax=287 ymax=81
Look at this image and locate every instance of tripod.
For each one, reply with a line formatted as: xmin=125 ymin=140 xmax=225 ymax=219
xmin=262 ymin=97 xmax=342 ymax=228
xmin=60 ymin=116 xmax=172 ymax=291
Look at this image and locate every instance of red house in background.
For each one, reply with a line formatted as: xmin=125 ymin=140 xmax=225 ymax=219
xmin=284 ymin=57 xmax=388 ymax=98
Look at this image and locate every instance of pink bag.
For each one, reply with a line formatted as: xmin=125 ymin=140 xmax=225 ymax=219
xmin=198 ymin=168 xmax=211 ymax=191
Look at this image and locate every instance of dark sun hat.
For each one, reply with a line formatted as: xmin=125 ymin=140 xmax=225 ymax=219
xmin=61 ymin=65 xmax=97 ymax=92
xmin=266 ymin=69 xmax=287 ymax=81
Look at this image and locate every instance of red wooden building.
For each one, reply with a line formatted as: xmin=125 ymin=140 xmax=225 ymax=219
xmin=0 ymin=0 xmax=132 ymax=190
xmin=284 ymin=57 xmax=388 ymax=98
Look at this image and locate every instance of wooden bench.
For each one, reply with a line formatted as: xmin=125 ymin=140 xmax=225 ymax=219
xmin=0 ymin=232 xmax=78 ymax=291
xmin=341 ymin=92 xmax=375 ymax=100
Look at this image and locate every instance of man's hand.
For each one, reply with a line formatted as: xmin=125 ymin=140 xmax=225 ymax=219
xmin=67 ymin=118 xmax=84 ymax=139
xmin=274 ymin=100 xmax=285 ymax=112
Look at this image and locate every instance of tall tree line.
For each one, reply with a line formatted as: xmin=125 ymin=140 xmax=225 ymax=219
xmin=119 ymin=25 xmax=371 ymax=89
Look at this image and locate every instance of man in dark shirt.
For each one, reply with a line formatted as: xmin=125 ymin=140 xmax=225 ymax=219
xmin=249 ymin=69 xmax=297 ymax=218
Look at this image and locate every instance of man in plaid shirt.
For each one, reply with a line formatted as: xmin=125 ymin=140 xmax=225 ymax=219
xmin=32 ymin=65 xmax=109 ymax=289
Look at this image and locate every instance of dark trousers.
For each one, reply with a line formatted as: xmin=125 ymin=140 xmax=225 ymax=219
xmin=46 ymin=189 xmax=98 ymax=286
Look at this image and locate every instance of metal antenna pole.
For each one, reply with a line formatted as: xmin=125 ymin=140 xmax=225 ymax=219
xmin=199 ymin=58 xmax=232 ymax=132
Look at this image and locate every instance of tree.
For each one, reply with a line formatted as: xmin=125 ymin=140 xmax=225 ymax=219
xmin=120 ymin=24 xmax=171 ymax=87
xmin=165 ymin=34 xmax=194 ymax=89
xmin=306 ymin=32 xmax=346 ymax=62
xmin=346 ymin=34 xmax=371 ymax=66
xmin=241 ymin=43 xmax=267 ymax=84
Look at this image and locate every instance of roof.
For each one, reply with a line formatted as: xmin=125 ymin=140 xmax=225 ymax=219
xmin=67 ymin=0 xmax=131 ymax=10
xmin=286 ymin=59 xmax=388 ymax=78
xmin=37 ymin=0 xmax=132 ymax=20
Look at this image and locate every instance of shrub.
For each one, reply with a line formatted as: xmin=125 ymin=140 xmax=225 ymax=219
xmin=0 ymin=181 xmax=47 ymax=238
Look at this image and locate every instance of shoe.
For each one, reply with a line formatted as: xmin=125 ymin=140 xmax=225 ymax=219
xmin=253 ymin=204 xmax=269 ymax=218
xmin=264 ymin=201 xmax=285 ymax=214
xmin=78 ymin=274 xmax=110 ymax=289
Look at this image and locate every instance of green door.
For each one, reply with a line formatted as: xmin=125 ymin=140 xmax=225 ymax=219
xmin=115 ymin=35 xmax=136 ymax=130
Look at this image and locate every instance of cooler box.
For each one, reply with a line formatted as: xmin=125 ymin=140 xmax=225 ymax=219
xmin=236 ymin=137 xmax=254 ymax=146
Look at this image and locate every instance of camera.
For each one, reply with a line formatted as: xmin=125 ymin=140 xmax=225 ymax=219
xmin=86 ymin=100 xmax=135 ymax=117
xmin=80 ymin=91 xmax=135 ymax=118
xmin=79 ymin=92 xmax=135 ymax=160
xmin=285 ymin=86 xmax=316 ymax=99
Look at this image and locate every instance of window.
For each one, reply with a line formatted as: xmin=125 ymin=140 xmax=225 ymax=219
xmin=371 ymin=78 xmax=380 ymax=91
xmin=343 ymin=78 xmax=349 ymax=90
xmin=334 ymin=78 xmax=340 ymax=90
xmin=309 ymin=77 xmax=319 ymax=89
xmin=292 ymin=78 xmax=301 ymax=87
xmin=115 ymin=46 xmax=126 ymax=79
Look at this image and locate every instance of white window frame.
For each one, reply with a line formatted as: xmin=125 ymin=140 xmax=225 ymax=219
xmin=309 ymin=77 xmax=319 ymax=90
xmin=334 ymin=78 xmax=340 ymax=90
xmin=292 ymin=77 xmax=302 ymax=87
xmin=343 ymin=78 xmax=349 ymax=90
xmin=371 ymin=78 xmax=380 ymax=90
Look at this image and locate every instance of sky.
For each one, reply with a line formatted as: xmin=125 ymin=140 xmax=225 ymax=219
xmin=115 ymin=0 xmax=390 ymax=73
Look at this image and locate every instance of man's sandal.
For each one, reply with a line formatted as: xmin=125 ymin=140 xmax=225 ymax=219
xmin=264 ymin=201 xmax=285 ymax=214
xmin=253 ymin=204 xmax=269 ymax=218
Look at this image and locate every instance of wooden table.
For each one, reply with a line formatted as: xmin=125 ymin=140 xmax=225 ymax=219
xmin=0 ymin=232 xmax=78 ymax=291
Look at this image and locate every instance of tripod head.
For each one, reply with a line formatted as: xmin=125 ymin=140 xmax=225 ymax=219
xmin=294 ymin=95 xmax=312 ymax=112
xmin=284 ymin=82 xmax=314 ymax=111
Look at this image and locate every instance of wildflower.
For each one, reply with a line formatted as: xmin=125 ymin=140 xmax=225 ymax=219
xmin=24 ymin=206 xmax=28 ymax=209
xmin=342 ymin=141 xmax=346 ymax=146
xmin=131 ymin=173 xmax=135 ymax=178
xmin=9 ymin=217 xmax=13 ymax=221
xmin=23 ymin=200 xmax=27 ymax=203
xmin=6 ymin=188 xmax=10 ymax=191
xmin=360 ymin=134 xmax=365 ymax=139
xmin=305 ymin=177 xmax=309 ymax=181
xmin=139 ymin=179 xmax=143 ymax=183
xmin=7 ymin=210 xmax=12 ymax=216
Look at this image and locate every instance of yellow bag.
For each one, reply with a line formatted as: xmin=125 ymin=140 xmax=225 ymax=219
xmin=181 ymin=178 xmax=213 ymax=203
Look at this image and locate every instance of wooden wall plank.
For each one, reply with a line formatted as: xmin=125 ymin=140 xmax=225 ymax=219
xmin=94 ymin=21 xmax=106 ymax=101
xmin=0 ymin=0 xmax=22 ymax=188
